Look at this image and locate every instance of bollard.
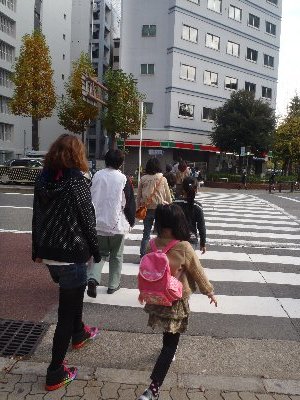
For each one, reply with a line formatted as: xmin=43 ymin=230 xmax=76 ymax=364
xmin=291 ymin=182 xmax=294 ymax=192
xmin=269 ymin=184 xmax=272 ymax=194
xmin=279 ymin=183 xmax=282 ymax=193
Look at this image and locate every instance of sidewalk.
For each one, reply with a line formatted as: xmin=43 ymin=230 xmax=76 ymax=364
xmin=1 ymin=357 xmax=300 ymax=400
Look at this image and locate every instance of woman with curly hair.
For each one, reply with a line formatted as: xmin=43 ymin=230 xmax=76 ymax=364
xmin=32 ymin=134 xmax=101 ymax=391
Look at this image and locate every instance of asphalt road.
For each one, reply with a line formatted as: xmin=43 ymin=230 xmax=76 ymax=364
xmin=0 ymin=187 xmax=299 ymax=343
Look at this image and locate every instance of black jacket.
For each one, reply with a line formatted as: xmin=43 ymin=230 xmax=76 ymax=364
xmin=32 ymin=168 xmax=100 ymax=263
xmin=174 ymin=199 xmax=206 ymax=247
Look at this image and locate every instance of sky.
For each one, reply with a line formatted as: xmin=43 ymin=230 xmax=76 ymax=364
xmin=276 ymin=2 xmax=300 ymax=118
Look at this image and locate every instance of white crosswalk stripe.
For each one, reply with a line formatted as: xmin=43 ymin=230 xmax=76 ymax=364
xmin=84 ymin=192 xmax=300 ymax=322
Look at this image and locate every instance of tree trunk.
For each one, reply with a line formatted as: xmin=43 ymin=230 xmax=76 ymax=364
xmin=32 ymin=118 xmax=39 ymax=151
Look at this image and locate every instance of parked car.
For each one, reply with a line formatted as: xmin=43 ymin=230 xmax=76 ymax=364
xmin=4 ymin=158 xmax=43 ymax=168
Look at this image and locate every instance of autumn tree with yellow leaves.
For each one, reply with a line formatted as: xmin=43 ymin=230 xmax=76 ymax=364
xmin=58 ymin=53 xmax=99 ymax=141
xmin=10 ymin=30 xmax=56 ymax=150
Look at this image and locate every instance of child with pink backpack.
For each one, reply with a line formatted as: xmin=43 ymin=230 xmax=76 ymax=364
xmin=137 ymin=204 xmax=217 ymax=400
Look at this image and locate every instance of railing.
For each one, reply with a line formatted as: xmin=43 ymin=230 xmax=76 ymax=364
xmin=268 ymin=181 xmax=298 ymax=193
xmin=0 ymin=166 xmax=42 ymax=185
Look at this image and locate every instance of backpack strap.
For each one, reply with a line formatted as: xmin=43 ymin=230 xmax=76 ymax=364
xmin=162 ymin=240 xmax=180 ymax=254
xmin=149 ymin=239 xmax=158 ymax=252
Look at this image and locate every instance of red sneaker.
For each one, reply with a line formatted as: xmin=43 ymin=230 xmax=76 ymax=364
xmin=72 ymin=325 xmax=99 ymax=350
xmin=45 ymin=361 xmax=77 ymax=391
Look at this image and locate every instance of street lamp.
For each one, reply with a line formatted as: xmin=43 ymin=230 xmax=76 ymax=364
xmin=138 ymin=101 xmax=144 ymax=185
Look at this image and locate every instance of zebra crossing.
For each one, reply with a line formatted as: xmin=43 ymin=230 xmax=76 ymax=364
xmin=84 ymin=192 xmax=300 ymax=339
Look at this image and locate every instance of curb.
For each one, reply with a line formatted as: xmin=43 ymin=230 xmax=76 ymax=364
xmin=1 ymin=359 xmax=300 ymax=396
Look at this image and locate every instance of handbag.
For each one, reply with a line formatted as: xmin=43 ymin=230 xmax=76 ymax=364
xmin=136 ymin=176 xmax=163 ymax=220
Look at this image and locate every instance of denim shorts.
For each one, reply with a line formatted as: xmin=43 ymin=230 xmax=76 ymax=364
xmin=47 ymin=263 xmax=87 ymax=289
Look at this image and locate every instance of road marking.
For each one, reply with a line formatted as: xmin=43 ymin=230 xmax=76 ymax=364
xmin=0 ymin=206 xmax=33 ymax=210
xmin=84 ymin=287 xmax=299 ymax=318
xmin=205 ymin=217 xmax=298 ymax=226
xmin=205 ymin=222 xmax=300 ymax=232
xmin=101 ymin=263 xmax=300 ymax=286
xmin=0 ymin=229 xmax=31 ymax=233
xmin=3 ymin=193 xmax=33 ymax=196
xmin=274 ymin=195 xmax=300 ymax=203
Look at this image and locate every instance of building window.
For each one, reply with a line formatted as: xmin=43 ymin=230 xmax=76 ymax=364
xmin=0 ymin=40 xmax=14 ymax=63
xmin=180 ymin=64 xmax=196 ymax=81
xmin=262 ymin=86 xmax=272 ymax=99
xmin=63 ymin=34 xmax=66 ymax=40
xmin=204 ymin=70 xmax=218 ymax=86
xmin=245 ymin=82 xmax=256 ymax=93
xmin=266 ymin=21 xmax=276 ymax=36
xmin=0 ymin=14 xmax=15 ymax=37
xmin=114 ymin=41 xmax=120 ymax=48
xmin=178 ymin=103 xmax=194 ymax=119
xmin=246 ymin=47 xmax=258 ymax=63
xmin=225 ymin=76 xmax=238 ymax=90
xmin=142 ymin=25 xmax=156 ymax=37
xmin=141 ymin=64 xmax=155 ymax=75
xmin=207 ymin=0 xmax=222 ymax=13
xmin=227 ymin=41 xmax=240 ymax=57
xmin=202 ymin=107 xmax=214 ymax=121
xmin=0 ymin=123 xmax=13 ymax=141
xmin=0 ymin=95 xmax=10 ymax=114
xmin=188 ymin=0 xmax=199 ymax=3
xmin=264 ymin=54 xmax=274 ymax=68
xmin=248 ymin=13 xmax=260 ymax=29
xmin=64 ymin=13 xmax=66 ymax=20
xmin=143 ymin=102 xmax=153 ymax=114
xmin=0 ymin=0 xmax=16 ymax=12
xmin=229 ymin=5 xmax=242 ymax=21
xmin=63 ymin=54 xmax=65 ymax=60
xmin=267 ymin=0 xmax=277 ymax=4
xmin=182 ymin=24 xmax=198 ymax=43
xmin=206 ymin=33 xmax=220 ymax=50
xmin=0 ymin=67 xmax=12 ymax=88
xmin=113 ymin=56 xmax=119 ymax=62
xmin=62 ymin=74 xmax=65 ymax=80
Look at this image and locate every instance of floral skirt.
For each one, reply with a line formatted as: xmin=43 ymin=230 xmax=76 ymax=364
xmin=144 ymin=298 xmax=190 ymax=334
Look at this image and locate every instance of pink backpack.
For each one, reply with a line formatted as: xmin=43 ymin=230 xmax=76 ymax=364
xmin=138 ymin=239 xmax=183 ymax=306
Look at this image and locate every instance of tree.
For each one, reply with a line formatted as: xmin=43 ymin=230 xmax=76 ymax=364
xmin=103 ymin=68 xmax=145 ymax=149
xmin=211 ymin=90 xmax=276 ymax=155
xmin=287 ymin=94 xmax=300 ymax=118
xmin=58 ymin=53 xmax=99 ymax=140
xmin=274 ymin=96 xmax=300 ymax=175
xmin=10 ymin=30 xmax=56 ymax=150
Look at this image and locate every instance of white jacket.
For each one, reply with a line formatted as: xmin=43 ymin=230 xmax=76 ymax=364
xmin=91 ymin=168 xmax=130 ymax=235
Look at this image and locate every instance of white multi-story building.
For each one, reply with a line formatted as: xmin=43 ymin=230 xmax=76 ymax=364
xmin=120 ymin=0 xmax=282 ymax=172
xmin=0 ymin=0 xmax=72 ymax=162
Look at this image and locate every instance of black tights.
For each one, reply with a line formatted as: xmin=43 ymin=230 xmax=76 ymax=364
xmin=150 ymin=332 xmax=180 ymax=387
xmin=49 ymin=284 xmax=86 ymax=370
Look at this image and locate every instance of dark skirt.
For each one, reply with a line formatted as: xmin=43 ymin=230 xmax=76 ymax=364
xmin=144 ymin=298 xmax=190 ymax=333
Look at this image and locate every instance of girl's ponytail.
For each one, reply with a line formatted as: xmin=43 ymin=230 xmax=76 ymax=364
xmin=182 ymin=177 xmax=197 ymax=208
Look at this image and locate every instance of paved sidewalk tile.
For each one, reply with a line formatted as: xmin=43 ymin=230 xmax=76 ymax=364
xmin=29 ymin=377 xmax=46 ymax=395
xmin=65 ymin=380 xmax=86 ymax=397
xmin=19 ymin=375 xmax=38 ymax=383
xmin=25 ymin=395 xmax=45 ymax=400
xmin=0 ymin=393 xmax=8 ymax=400
xmin=7 ymin=382 xmax=31 ymax=399
xmin=187 ymin=389 xmax=207 ymax=399
xmin=272 ymin=395 xmax=292 ymax=400
xmin=239 ymin=392 xmax=258 ymax=400
xmin=0 ymin=374 xmax=21 ymax=392
xmin=170 ymin=387 xmax=189 ymax=399
xmin=43 ymin=386 xmax=66 ymax=400
xmin=256 ymin=395 xmax=275 ymax=400
xmin=205 ymin=390 xmax=224 ymax=400
xmin=118 ymin=387 xmax=137 ymax=400
xmin=222 ymin=392 xmax=243 ymax=400
xmin=101 ymin=382 xmax=120 ymax=399
xmin=82 ymin=386 xmax=102 ymax=400
xmin=159 ymin=391 xmax=172 ymax=400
